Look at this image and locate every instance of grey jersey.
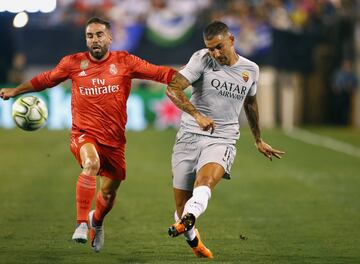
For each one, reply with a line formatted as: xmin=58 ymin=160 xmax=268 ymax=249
xmin=179 ymin=48 xmax=259 ymax=140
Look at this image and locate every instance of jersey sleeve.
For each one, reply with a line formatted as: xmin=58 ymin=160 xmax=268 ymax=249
xmin=30 ymin=56 xmax=71 ymax=91
xmin=179 ymin=50 xmax=206 ymax=84
xmin=127 ymin=54 xmax=175 ymax=84
xmin=248 ymin=64 xmax=259 ymax=96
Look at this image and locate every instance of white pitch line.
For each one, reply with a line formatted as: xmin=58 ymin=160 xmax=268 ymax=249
xmin=285 ymin=128 xmax=360 ymax=159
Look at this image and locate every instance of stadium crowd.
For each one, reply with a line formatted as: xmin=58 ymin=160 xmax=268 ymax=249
xmin=27 ymin=0 xmax=357 ymax=65
xmin=1 ymin=0 xmax=358 ymax=126
xmin=38 ymin=0 xmax=354 ymax=32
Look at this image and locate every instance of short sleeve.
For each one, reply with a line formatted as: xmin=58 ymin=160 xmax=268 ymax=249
xmin=179 ymin=50 xmax=207 ymax=84
xmin=248 ymin=64 xmax=259 ymax=96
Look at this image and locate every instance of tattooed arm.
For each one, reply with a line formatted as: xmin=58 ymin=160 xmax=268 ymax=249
xmin=244 ymin=95 xmax=285 ymax=160
xmin=166 ymin=72 xmax=215 ymax=133
xmin=244 ymin=95 xmax=261 ymax=143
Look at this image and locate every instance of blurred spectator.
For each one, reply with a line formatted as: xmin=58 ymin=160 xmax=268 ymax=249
xmin=331 ymin=59 xmax=358 ymax=125
xmin=168 ymin=0 xmax=211 ymax=16
xmin=73 ymin=0 xmax=112 ymax=25
xmin=0 ymin=15 xmax=14 ymax=85
xmin=268 ymin=0 xmax=293 ymax=30
xmin=7 ymin=53 xmax=27 ymax=85
xmin=108 ymin=0 xmax=150 ymax=25
xmin=145 ymin=0 xmax=204 ymax=47
xmin=107 ymin=0 xmax=150 ymax=52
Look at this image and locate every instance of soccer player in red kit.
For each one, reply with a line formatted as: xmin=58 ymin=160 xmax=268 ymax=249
xmin=0 ymin=17 xmax=175 ymax=252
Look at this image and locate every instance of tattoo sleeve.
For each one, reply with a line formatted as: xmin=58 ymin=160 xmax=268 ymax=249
xmin=166 ymin=72 xmax=200 ymax=117
xmin=244 ymin=95 xmax=261 ymax=143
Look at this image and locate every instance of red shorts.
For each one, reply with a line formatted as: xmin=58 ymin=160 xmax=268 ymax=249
xmin=70 ymin=133 xmax=126 ymax=180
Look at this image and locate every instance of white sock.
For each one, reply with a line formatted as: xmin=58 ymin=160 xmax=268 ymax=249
xmin=174 ymin=210 xmax=180 ymax=222
xmin=183 ymin=186 xmax=211 ymax=219
xmin=174 ymin=210 xmax=196 ymax=241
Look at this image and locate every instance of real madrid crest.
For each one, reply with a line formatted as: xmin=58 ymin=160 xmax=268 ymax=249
xmin=109 ymin=64 xmax=118 ymax=75
xmin=80 ymin=60 xmax=89 ymax=70
xmin=242 ymin=71 xmax=249 ymax=82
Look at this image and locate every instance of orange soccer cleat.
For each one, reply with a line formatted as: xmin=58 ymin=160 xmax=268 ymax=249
xmin=187 ymin=229 xmax=214 ymax=259
xmin=168 ymin=213 xmax=196 ymax=237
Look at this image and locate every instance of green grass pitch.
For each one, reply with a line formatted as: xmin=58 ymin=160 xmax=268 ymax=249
xmin=0 ymin=127 xmax=359 ymax=264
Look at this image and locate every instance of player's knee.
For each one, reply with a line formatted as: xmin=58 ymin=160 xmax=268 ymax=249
xmin=195 ymin=173 xmax=222 ymax=189
xmin=82 ymin=157 xmax=100 ymax=176
xmin=194 ymin=177 xmax=212 ymax=189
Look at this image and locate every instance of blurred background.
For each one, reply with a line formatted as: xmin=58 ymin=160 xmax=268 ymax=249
xmin=0 ymin=0 xmax=359 ymax=131
xmin=1 ymin=2 xmax=360 ymax=263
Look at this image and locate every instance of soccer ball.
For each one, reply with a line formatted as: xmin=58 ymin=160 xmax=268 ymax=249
xmin=12 ymin=96 xmax=48 ymax=131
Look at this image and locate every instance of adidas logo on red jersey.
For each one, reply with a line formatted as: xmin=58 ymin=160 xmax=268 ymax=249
xmin=78 ymin=71 xmax=87 ymax=77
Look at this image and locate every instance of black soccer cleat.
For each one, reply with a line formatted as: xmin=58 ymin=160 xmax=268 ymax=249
xmin=168 ymin=213 xmax=196 ymax=237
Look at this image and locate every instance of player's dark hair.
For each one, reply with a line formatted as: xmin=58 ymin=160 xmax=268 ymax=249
xmin=203 ymin=21 xmax=229 ymax=40
xmin=86 ymin=17 xmax=111 ymax=31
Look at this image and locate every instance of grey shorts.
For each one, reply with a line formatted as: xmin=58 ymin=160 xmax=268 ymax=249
xmin=171 ymin=131 xmax=237 ymax=191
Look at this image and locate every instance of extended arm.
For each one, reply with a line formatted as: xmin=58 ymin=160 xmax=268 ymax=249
xmin=244 ymin=95 xmax=285 ymax=160
xmin=1 ymin=56 xmax=70 ymax=101
xmin=166 ymin=72 xmax=215 ymax=133
xmin=0 ymin=81 xmax=35 ymax=100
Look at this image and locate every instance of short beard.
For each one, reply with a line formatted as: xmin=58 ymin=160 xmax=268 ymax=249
xmin=217 ymin=56 xmax=229 ymax=65
xmin=89 ymin=47 xmax=107 ymax=60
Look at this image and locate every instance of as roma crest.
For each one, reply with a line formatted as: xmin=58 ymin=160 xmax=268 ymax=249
xmin=242 ymin=71 xmax=249 ymax=82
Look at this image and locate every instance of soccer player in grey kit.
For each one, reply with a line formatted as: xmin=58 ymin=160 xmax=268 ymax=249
xmin=166 ymin=21 xmax=285 ymax=258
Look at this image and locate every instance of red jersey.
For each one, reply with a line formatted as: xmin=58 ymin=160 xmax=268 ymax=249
xmin=31 ymin=51 xmax=175 ymax=147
